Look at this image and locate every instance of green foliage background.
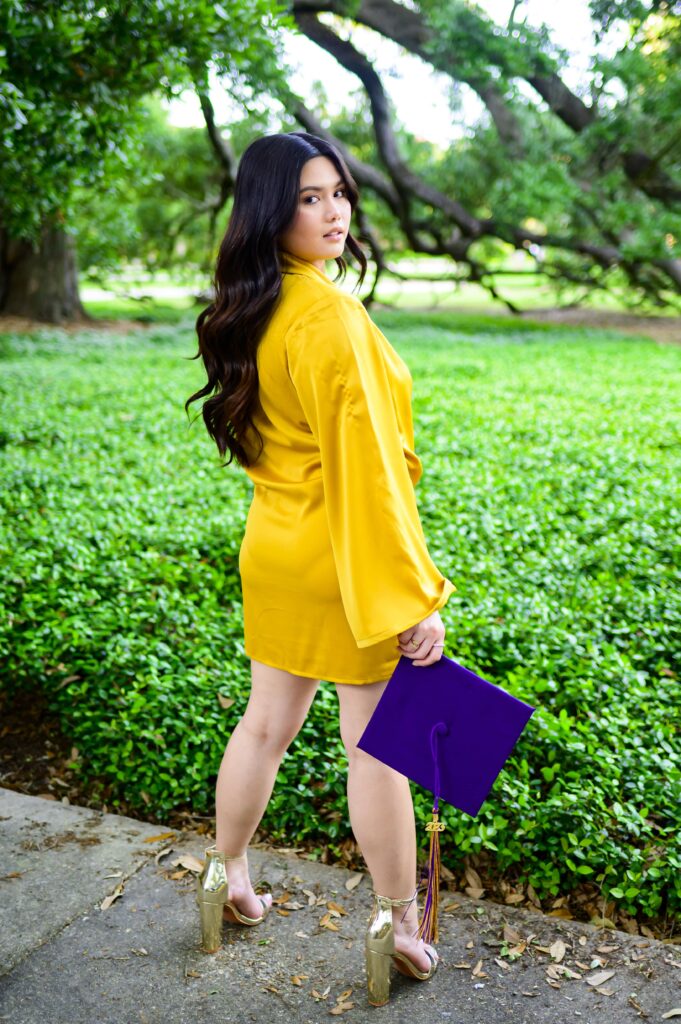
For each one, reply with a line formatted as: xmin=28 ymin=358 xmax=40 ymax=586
xmin=1 ymin=313 xmax=679 ymax=924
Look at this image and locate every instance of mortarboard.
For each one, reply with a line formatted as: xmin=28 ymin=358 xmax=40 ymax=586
xmin=357 ymin=653 xmax=535 ymax=942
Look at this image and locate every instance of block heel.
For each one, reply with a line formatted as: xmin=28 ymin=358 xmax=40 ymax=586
xmin=366 ymin=946 xmax=392 ymax=1006
xmin=197 ymin=891 xmax=226 ymax=953
xmin=196 ymin=846 xmax=228 ymax=953
xmin=365 ymin=891 xmax=437 ymax=1006
xmin=195 ymin=845 xmax=272 ymax=952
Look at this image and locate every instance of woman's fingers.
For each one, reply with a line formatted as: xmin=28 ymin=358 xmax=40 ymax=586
xmin=397 ymin=633 xmax=423 ymax=651
xmin=396 ymin=636 xmax=445 ymax=666
xmin=412 ymin=642 xmax=444 ymax=666
xmin=396 ymin=611 xmax=445 ymax=666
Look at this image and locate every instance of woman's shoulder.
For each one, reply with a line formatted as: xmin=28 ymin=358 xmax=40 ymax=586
xmin=284 ymin=286 xmax=381 ymax=376
xmin=282 ymin=272 xmax=364 ymax=325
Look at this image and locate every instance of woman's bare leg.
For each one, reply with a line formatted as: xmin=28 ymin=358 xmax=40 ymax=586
xmin=214 ymin=658 xmax=319 ymax=918
xmin=335 ymin=679 xmax=437 ymax=973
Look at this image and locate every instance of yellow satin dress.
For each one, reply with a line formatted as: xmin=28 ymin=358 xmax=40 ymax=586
xmin=238 ymin=251 xmax=456 ymax=684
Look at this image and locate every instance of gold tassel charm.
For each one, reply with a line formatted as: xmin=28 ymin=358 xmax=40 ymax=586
xmin=416 ymin=808 xmax=446 ymax=945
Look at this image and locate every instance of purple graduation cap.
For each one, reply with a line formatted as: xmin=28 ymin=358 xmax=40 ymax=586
xmin=357 ymin=654 xmax=535 ymax=943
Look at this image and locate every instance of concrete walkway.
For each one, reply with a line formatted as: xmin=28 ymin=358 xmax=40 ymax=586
xmin=0 ymin=788 xmax=678 ymax=1024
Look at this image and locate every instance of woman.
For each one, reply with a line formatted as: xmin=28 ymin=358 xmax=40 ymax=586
xmin=186 ymin=131 xmax=456 ymax=1006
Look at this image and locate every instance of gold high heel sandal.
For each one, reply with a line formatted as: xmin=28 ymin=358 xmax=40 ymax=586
xmin=196 ymin=846 xmax=271 ymax=953
xmin=365 ymin=892 xmax=437 ymax=1006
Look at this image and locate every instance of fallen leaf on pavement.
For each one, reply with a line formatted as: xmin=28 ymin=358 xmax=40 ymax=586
xmin=320 ymin=913 xmax=339 ymax=931
xmin=275 ymin=909 xmax=290 ymax=917
xmin=337 ymin=989 xmax=353 ymax=1001
xmin=586 ymin=970 xmax=615 ymax=987
xmin=171 ymin=853 xmax=203 ymax=873
xmin=330 ymin=1003 xmax=354 ymax=1015
xmin=327 ymin=901 xmax=348 ymax=916
xmin=311 ymin=988 xmax=330 ymax=1000
xmin=452 ymin=963 xmax=472 ymax=969
xmin=596 ymin=987 xmax=615 ymax=996
xmin=443 ymin=901 xmax=460 ymax=913
xmin=505 ymin=892 xmax=525 ymax=904
xmin=154 ymin=846 xmax=173 ymax=864
xmin=495 ymin=957 xmax=511 ymax=971
xmin=303 ymin=889 xmax=317 ymax=906
xmin=345 ymin=873 xmax=363 ymax=891
xmin=550 ymin=939 xmax=566 ymax=963
xmin=100 ymin=884 xmax=124 ymax=911
xmin=503 ymin=924 xmax=522 ymax=944
xmin=661 ymin=1012 xmax=681 ymax=1020
xmin=290 ymin=975 xmax=308 ymax=986
xmin=274 ymin=890 xmax=291 ymax=905
xmin=597 ymin=944 xmax=619 ymax=953
xmin=142 ymin=832 xmax=176 ymax=844
xmin=546 ymin=963 xmax=581 ymax=983
xmin=472 ymin=960 xmax=487 ymax=978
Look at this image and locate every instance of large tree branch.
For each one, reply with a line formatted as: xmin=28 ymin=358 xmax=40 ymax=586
xmin=289 ymin=20 xmax=680 ymax=303
xmin=291 ymin=0 xmax=681 ymax=205
xmin=197 ymin=91 xmax=237 ymax=186
xmin=294 ymin=11 xmax=480 ymax=240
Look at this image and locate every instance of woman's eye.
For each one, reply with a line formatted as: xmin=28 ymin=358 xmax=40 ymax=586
xmin=303 ymin=190 xmax=346 ymax=204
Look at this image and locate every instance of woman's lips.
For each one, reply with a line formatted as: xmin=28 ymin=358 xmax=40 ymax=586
xmin=324 ymin=229 xmax=344 ymax=239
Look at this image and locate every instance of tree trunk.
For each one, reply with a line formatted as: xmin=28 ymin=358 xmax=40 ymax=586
xmin=0 ymin=223 xmax=88 ymax=324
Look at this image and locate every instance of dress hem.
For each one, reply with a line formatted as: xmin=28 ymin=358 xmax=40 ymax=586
xmin=243 ymin=645 xmax=399 ymax=686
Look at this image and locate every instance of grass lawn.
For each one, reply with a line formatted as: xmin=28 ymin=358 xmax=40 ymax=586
xmin=1 ymin=309 xmax=679 ymax=934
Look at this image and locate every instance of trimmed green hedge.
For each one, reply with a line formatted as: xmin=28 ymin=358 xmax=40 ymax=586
xmin=1 ymin=312 xmax=679 ymax=923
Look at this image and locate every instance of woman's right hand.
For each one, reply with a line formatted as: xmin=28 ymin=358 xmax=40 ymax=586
xmin=396 ymin=610 xmax=446 ymax=667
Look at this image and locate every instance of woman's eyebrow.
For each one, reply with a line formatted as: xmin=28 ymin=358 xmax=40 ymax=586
xmin=299 ymin=178 xmax=345 ymax=194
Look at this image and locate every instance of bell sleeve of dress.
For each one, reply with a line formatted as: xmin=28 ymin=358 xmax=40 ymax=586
xmin=286 ymin=295 xmax=456 ymax=649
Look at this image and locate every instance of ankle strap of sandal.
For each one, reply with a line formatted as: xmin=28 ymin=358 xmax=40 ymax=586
xmin=372 ymin=888 xmax=418 ymax=908
xmin=205 ymin=846 xmax=248 ymax=861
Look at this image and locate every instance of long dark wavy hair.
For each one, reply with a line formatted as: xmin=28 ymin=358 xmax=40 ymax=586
xmin=185 ymin=131 xmax=367 ymax=468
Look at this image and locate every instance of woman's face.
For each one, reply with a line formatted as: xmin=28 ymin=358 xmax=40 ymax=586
xmin=278 ymin=155 xmax=351 ymax=270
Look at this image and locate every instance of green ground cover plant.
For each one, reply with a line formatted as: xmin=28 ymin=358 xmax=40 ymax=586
xmin=1 ymin=312 xmax=679 ymax=927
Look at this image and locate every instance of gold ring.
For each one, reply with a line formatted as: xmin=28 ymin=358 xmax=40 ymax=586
xmin=410 ymin=638 xmax=420 ymax=648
